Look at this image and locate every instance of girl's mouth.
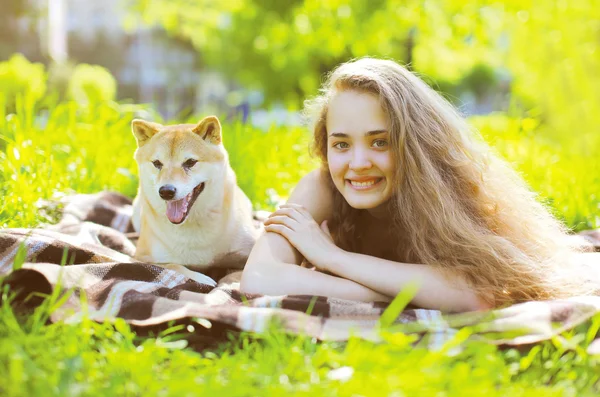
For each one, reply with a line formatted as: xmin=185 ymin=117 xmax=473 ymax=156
xmin=346 ymin=177 xmax=384 ymax=191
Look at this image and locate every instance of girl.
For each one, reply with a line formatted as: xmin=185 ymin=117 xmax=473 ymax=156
xmin=240 ymin=57 xmax=598 ymax=312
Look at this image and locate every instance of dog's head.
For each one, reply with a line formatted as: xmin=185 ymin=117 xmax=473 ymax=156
xmin=131 ymin=116 xmax=227 ymax=225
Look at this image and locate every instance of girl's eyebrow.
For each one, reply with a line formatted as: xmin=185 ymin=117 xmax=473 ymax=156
xmin=329 ymin=130 xmax=388 ymax=138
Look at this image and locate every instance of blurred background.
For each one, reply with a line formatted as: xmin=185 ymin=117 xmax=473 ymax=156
xmin=5 ymin=0 xmax=585 ymax=120
xmin=0 ymin=0 xmax=599 ymax=230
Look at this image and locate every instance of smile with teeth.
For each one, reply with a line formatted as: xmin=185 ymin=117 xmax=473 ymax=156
xmin=346 ymin=178 xmax=383 ymax=190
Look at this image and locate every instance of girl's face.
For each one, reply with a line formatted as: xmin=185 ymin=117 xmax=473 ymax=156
xmin=326 ymin=90 xmax=395 ymax=212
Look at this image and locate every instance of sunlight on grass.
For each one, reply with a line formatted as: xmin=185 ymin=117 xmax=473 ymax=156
xmin=2 ymin=294 xmax=600 ymax=396
xmin=1 ymin=94 xmax=599 ymax=394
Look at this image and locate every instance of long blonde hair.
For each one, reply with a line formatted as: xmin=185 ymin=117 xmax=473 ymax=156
xmin=305 ymin=57 xmax=591 ymax=307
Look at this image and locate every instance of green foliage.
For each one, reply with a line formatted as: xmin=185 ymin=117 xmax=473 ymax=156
xmin=127 ymin=0 xmax=500 ymax=107
xmin=0 ymin=54 xmax=47 ymax=112
xmin=0 ymin=95 xmax=142 ymax=227
xmin=472 ymin=114 xmax=600 ymax=231
xmin=460 ymin=63 xmax=498 ymax=101
xmin=498 ymin=0 xmax=600 ymax=162
xmin=47 ymin=61 xmax=78 ymax=102
xmin=222 ymin=121 xmax=315 ymax=209
xmin=68 ymin=64 xmax=118 ymax=104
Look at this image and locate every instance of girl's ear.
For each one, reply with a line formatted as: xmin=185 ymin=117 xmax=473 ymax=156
xmin=192 ymin=116 xmax=222 ymax=144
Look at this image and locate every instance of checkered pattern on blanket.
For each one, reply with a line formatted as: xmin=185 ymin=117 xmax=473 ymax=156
xmin=1 ymin=191 xmax=600 ymax=351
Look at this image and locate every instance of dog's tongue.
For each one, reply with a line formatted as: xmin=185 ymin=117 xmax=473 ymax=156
xmin=166 ymin=197 xmax=189 ymax=224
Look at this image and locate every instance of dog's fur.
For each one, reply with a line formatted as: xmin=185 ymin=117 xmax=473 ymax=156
xmin=130 ymin=116 xmax=259 ymax=270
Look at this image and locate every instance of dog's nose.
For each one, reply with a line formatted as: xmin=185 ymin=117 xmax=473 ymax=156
xmin=159 ymin=185 xmax=176 ymax=200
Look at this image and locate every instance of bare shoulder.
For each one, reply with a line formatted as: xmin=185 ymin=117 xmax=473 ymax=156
xmin=287 ymin=169 xmax=334 ymax=224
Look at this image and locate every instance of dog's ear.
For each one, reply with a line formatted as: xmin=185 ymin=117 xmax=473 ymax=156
xmin=192 ymin=116 xmax=222 ymax=144
xmin=131 ymin=119 xmax=162 ymax=146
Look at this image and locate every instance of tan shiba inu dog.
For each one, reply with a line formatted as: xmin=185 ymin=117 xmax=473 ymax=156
xmin=130 ymin=116 xmax=259 ymax=271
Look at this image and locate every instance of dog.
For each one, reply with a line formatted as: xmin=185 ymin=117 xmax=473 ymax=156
xmin=130 ymin=116 xmax=259 ymax=271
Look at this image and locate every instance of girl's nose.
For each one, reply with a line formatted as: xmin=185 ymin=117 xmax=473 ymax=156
xmin=349 ymin=148 xmax=372 ymax=170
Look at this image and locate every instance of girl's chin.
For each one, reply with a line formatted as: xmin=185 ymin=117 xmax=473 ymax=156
xmin=343 ymin=194 xmax=390 ymax=210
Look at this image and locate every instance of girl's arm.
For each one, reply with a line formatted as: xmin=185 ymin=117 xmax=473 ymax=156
xmin=264 ymin=201 xmax=489 ymax=312
xmin=240 ymin=170 xmax=389 ymax=302
xmin=241 ymin=245 xmax=390 ymax=302
xmin=322 ymin=248 xmax=489 ymax=312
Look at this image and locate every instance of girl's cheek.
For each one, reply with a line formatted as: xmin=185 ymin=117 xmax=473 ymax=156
xmin=327 ymin=154 xmax=346 ymax=174
xmin=376 ymin=151 xmax=394 ymax=172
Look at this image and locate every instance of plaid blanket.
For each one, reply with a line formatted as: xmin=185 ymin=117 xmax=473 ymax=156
xmin=1 ymin=191 xmax=600 ymax=351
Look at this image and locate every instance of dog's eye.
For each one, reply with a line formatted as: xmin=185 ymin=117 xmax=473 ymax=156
xmin=152 ymin=160 xmax=163 ymax=170
xmin=183 ymin=159 xmax=198 ymax=169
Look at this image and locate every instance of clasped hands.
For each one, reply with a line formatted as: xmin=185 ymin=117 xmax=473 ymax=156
xmin=263 ymin=204 xmax=340 ymax=272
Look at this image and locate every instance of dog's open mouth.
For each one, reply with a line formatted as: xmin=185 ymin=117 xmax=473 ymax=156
xmin=165 ymin=182 xmax=205 ymax=224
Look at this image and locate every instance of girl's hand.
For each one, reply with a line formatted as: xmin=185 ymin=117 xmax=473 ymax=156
xmin=263 ymin=204 xmax=339 ymax=271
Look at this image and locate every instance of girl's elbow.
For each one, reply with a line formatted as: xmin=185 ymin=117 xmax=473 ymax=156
xmin=464 ymin=292 xmax=494 ymax=312
xmin=455 ymin=280 xmax=495 ymax=312
xmin=443 ymin=290 xmax=493 ymax=313
xmin=240 ymin=262 xmax=278 ymax=295
xmin=240 ymin=267 xmax=263 ymax=295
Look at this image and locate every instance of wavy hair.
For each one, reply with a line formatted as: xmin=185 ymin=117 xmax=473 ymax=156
xmin=305 ymin=57 xmax=591 ymax=307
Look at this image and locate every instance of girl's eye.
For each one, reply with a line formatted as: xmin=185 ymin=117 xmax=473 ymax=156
xmin=372 ymin=139 xmax=388 ymax=148
xmin=333 ymin=142 xmax=350 ymax=149
xmin=183 ymin=159 xmax=198 ymax=168
xmin=152 ymin=160 xmax=163 ymax=170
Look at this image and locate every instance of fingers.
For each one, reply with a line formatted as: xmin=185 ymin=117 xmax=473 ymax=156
xmin=264 ymin=223 xmax=292 ymax=239
xmin=268 ymin=204 xmax=313 ymax=224
xmin=267 ymin=207 xmax=305 ymax=223
xmin=278 ymin=203 xmax=312 ymax=219
xmin=263 ymin=215 xmax=298 ymax=230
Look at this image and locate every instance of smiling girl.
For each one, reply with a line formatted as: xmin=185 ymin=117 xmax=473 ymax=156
xmin=240 ymin=58 xmax=598 ymax=312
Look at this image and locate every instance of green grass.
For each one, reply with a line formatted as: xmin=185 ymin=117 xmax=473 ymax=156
xmin=2 ymin=291 xmax=600 ymax=396
xmin=1 ymin=95 xmax=600 ymax=395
